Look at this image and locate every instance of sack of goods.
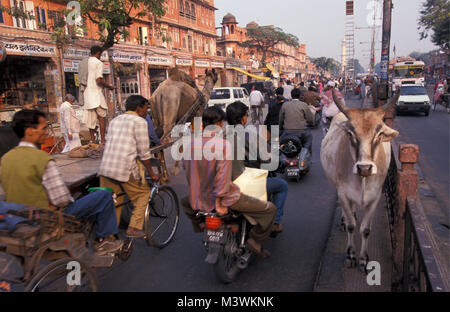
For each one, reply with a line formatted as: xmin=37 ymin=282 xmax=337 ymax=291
xmin=233 ymin=167 xmax=268 ymax=201
xmin=69 ymin=143 xmax=102 ymax=158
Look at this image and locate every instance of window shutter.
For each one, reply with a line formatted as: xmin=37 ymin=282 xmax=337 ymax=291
xmin=0 ymin=9 xmax=3 ymax=24
xmin=24 ymin=1 xmax=37 ymax=30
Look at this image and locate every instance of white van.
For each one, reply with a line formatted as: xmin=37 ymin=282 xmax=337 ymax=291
xmin=208 ymin=87 xmax=250 ymax=111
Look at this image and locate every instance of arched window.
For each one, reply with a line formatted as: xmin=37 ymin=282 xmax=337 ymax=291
xmin=125 ymin=83 xmax=130 ymax=94
xmin=134 ymin=83 xmax=139 ymax=94
xmin=191 ymin=4 xmax=195 ymax=19
xmin=185 ymin=1 xmax=190 ymax=16
xmin=121 ymin=83 xmax=126 ymax=94
xmin=179 ymin=0 xmax=184 ymax=15
xmin=182 ymin=38 xmax=187 ymax=49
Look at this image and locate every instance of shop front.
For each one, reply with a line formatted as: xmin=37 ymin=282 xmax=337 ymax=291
xmin=63 ymin=47 xmax=109 ymax=104
xmin=211 ymin=61 xmax=225 ymax=87
xmin=175 ymin=58 xmax=194 ymax=78
xmin=0 ymin=40 xmax=59 ymax=122
xmin=147 ymin=55 xmax=173 ymax=95
xmin=110 ymin=50 xmax=144 ymax=110
xmin=194 ymin=60 xmax=211 ymax=87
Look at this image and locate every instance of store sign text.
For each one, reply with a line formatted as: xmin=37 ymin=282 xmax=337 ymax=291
xmin=4 ymin=43 xmax=56 ymax=56
xmin=195 ymin=60 xmax=210 ymax=68
xmin=211 ymin=62 xmax=225 ymax=68
xmin=63 ymin=59 xmax=110 ymax=74
xmin=176 ymin=59 xmax=193 ymax=66
xmin=111 ymin=52 xmax=143 ymax=63
xmin=147 ymin=56 xmax=173 ymax=66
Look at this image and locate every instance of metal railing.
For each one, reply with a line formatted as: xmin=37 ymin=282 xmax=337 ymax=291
xmin=383 ymin=144 xmax=447 ymax=292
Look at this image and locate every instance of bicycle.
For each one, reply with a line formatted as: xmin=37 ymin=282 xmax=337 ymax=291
xmin=109 ymin=178 xmax=180 ymax=248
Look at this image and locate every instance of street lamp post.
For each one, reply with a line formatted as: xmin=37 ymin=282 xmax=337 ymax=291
xmin=379 ymin=0 xmax=393 ymax=101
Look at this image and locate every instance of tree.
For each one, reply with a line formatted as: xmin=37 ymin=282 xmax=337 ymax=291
xmin=78 ymin=0 xmax=166 ymax=51
xmin=348 ymin=59 xmax=365 ymax=75
xmin=409 ymin=51 xmax=431 ymax=64
xmin=418 ymin=0 xmax=450 ymax=52
xmin=311 ymin=57 xmax=341 ymax=76
xmin=241 ymin=26 xmax=299 ymax=68
xmin=1 ymin=0 xmax=166 ymax=51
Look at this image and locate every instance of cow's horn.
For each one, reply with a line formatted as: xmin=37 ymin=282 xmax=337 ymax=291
xmin=382 ymin=89 xmax=401 ymax=112
xmin=332 ymin=88 xmax=351 ymax=120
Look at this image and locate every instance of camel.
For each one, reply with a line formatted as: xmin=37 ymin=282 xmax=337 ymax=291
xmin=150 ymin=68 xmax=219 ymax=180
xmin=151 ymin=68 xmax=218 ymax=137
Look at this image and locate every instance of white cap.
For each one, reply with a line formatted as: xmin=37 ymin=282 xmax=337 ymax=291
xmin=327 ymin=81 xmax=336 ymax=87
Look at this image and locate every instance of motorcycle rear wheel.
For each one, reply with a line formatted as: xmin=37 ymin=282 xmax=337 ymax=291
xmin=214 ymin=232 xmax=240 ymax=284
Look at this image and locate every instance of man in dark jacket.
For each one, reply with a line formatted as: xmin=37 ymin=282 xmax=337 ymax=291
xmin=264 ymin=87 xmax=285 ymax=134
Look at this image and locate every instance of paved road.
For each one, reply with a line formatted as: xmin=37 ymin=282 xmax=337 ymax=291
xmin=98 ymin=106 xmax=337 ymax=292
xmin=394 ymin=98 xmax=449 ymax=221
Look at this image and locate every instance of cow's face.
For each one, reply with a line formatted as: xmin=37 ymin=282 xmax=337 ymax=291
xmin=342 ymin=109 xmax=398 ymax=177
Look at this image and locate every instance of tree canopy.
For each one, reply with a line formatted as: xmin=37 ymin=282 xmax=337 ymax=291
xmin=418 ymin=0 xmax=449 ymax=52
xmin=241 ymin=26 xmax=300 ymax=67
xmin=311 ymin=57 xmax=341 ymax=76
xmin=1 ymin=0 xmax=166 ymax=51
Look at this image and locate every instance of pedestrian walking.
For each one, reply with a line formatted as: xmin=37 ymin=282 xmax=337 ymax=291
xmin=249 ymin=85 xmax=265 ymax=125
xmin=60 ymin=94 xmax=81 ymax=153
xmin=83 ymin=45 xmax=114 ymax=145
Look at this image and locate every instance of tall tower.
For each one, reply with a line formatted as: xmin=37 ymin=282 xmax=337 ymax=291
xmin=341 ymin=38 xmax=347 ymax=76
xmin=345 ymin=1 xmax=355 ymax=81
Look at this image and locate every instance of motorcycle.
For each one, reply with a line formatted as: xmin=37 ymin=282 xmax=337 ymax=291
xmin=278 ymin=133 xmax=312 ymax=182
xmin=197 ymin=211 xmax=255 ymax=284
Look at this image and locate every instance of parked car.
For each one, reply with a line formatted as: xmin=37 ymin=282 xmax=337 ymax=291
xmin=208 ymin=87 xmax=250 ymax=111
xmin=395 ymin=84 xmax=431 ymax=116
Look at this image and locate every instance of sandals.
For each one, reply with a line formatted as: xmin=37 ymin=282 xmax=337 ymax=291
xmin=246 ymin=238 xmax=271 ymax=258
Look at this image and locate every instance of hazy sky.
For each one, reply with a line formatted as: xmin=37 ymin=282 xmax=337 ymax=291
xmin=213 ymin=0 xmax=437 ymax=70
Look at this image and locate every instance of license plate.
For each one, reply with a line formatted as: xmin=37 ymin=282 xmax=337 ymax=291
xmin=287 ymin=168 xmax=300 ymax=177
xmin=204 ymin=229 xmax=225 ymax=244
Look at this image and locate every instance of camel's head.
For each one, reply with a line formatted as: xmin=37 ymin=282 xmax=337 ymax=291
xmin=205 ymin=68 xmax=219 ymax=84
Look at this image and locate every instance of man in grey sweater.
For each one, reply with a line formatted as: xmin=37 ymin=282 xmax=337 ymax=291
xmin=279 ymin=88 xmax=314 ymax=154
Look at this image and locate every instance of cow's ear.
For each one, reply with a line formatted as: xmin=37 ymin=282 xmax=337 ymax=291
xmin=380 ymin=125 xmax=399 ymax=142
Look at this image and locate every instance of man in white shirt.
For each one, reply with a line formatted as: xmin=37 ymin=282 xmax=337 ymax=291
xmin=60 ymin=94 xmax=81 ymax=153
xmin=282 ymin=80 xmax=294 ymax=100
xmin=249 ymin=86 xmax=265 ymax=125
xmin=83 ymin=45 xmax=114 ymax=144
xmin=77 ymin=57 xmax=89 ymax=106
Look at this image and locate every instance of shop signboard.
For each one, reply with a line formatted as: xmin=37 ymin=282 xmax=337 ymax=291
xmin=0 ymin=42 xmax=6 ymax=63
xmin=111 ymin=51 xmax=143 ymax=63
xmin=211 ymin=62 xmax=225 ymax=68
xmin=195 ymin=60 xmax=210 ymax=68
xmin=176 ymin=59 xmax=193 ymax=66
xmin=147 ymin=56 xmax=173 ymax=66
xmin=63 ymin=59 xmax=110 ymax=74
xmin=3 ymin=41 xmax=57 ymax=56
xmin=63 ymin=48 xmax=108 ymax=61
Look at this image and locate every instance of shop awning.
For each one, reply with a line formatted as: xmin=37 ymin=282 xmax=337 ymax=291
xmin=231 ymin=67 xmax=270 ymax=81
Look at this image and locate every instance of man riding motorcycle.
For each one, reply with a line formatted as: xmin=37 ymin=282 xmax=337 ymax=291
xmin=278 ymin=88 xmax=315 ymax=155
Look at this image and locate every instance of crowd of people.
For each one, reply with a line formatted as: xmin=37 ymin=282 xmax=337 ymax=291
xmin=0 ymin=43 xmax=352 ymax=260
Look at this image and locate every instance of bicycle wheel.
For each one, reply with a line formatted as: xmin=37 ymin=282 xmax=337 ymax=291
xmin=25 ymin=258 xmax=98 ymax=292
xmin=144 ymin=186 xmax=180 ymax=248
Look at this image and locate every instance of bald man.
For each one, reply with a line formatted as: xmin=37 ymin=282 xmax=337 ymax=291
xmin=60 ymin=94 xmax=81 ymax=153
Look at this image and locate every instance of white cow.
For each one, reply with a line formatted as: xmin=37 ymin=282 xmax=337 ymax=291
xmin=320 ymin=89 xmax=400 ymax=272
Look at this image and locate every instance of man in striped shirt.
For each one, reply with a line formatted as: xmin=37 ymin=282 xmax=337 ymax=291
xmin=181 ymin=107 xmax=276 ymax=258
xmin=0 ymin=110 xmax=123 ymax=255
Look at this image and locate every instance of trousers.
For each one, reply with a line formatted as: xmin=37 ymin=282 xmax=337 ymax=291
xmin=64 ymin=190 xmax=118 ymax=239
xmin=100 ymin=175 xmax=151 ymax=230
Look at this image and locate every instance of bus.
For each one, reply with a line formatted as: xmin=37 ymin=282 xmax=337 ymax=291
xmin=392 ymin=60 xmax=425 ymax=90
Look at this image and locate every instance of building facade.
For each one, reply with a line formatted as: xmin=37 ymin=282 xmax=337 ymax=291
xmin=0 ymin=0 xmax=221 ymax=120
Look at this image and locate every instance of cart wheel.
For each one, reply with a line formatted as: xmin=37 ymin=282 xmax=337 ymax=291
xmin=119 ymin=237 xmax=134 ymax=261
xmin=25 ymin=258 xmax=98 ymax=292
